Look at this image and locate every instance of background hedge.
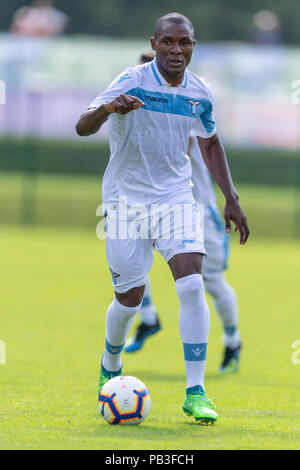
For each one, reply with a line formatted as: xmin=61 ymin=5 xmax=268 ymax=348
xmin=0 ymin=137 xmax=299 ymax=186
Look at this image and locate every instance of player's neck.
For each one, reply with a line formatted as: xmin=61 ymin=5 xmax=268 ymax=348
xmin=156 ymin=61 xmax=185 ymax=88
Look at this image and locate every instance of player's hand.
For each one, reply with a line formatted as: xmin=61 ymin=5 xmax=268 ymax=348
xmin=224 ymin=196 xmax=250 ymax=245
xmin=104 ymin=94 xmax=145 ymax=115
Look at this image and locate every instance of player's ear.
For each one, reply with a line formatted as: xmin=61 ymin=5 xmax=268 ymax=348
xmin=150 ymin=37 xmax=157 ymax=51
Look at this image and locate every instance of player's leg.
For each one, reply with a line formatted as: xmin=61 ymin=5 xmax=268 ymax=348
xmin=168 ymin=252 xmax=218 ymax=423
xmin=125 ymin=274 xmax=161 ymax=353
xmin=168 ymin=253 xmax=209 ymax=394
xmin=156 ymin=202 xmax=217 ymax=423
xmin=99 ymin=286 xmax=144 ymax=390
xmin=204 ymin=272 xmax=241 ymax=372
xmin=139 ymin=275 xmax=160 ymax=326
xmin=203 ymin=204 xmax=241 ymax=372
xmin=99 ymin=235 xmax=154 ymax=392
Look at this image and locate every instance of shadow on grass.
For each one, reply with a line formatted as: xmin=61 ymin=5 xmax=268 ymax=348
xmin=90 ymin=416 xmax=219 ymax=441
xmin=205 ymin=372 xmax=238 ymax=380
xmin=129 ymin=370 xmax=185 ymax=384
xmin=89 ymin=414 xmax=300 ymax=447
xmin=130 ymin=370 xmax=238 ymax=383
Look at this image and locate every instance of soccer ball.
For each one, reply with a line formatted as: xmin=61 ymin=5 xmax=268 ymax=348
xmin=98 ymin=375 xmax=151 ymax=425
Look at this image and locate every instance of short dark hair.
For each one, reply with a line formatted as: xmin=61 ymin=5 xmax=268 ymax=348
xmin=154 ymin=12 xmax=195 ymax=39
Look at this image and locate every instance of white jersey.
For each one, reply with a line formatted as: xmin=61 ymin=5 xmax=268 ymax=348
xmin=188 ymin=136 xmax=216 ymax=206
xmin=88 ymin=58 xmax=216 ymax=208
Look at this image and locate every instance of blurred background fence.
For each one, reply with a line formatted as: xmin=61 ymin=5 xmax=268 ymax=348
xmin=0 ymin=1 xmax=299 ymax=239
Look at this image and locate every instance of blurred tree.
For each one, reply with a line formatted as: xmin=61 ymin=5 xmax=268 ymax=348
xmin=0 ymin=0 xmax=299 ymax=43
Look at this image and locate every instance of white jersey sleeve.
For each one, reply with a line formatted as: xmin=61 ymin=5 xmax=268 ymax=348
xmin=191 ymin=78 xmax=216 ymax=139
xmin=88 ymin=68 xmax=138 ymax=110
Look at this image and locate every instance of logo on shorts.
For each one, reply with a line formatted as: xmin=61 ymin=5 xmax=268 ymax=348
xmin=182 ymin=239 xmax=196 ymax=246
xmin=186 ymin=99 xmax=201 ymax=115
xmin=109 ymin=268 xmax=120 ymax=285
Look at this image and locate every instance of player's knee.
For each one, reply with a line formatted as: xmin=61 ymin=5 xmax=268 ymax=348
xmin=115 ymin=285 xmax=145 ymax=308
xmin=204 ymin=273 xmax=235 ymax=302
xmin=203 ymin=275 xmax=218 ymax=297
xmin=175 ymin=273 xmax=204 ymax=302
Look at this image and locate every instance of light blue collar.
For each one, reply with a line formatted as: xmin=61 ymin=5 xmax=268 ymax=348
xmin=150 ymin=58 xmax=188 ymax=88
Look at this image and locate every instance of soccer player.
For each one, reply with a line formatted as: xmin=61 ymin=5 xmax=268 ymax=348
xmin=76 ymin=13 xmax=249 ymax=423
xmin=125 ymin=52 xmax=241 ymax=373
xmin=126 ymin=136 xmax=242 ymax=373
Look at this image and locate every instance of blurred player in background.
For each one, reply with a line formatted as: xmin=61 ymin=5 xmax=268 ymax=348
xmin=11 ymin=0 xmax=69 ymax=37
xmin=252 ymin=10 xmax=281 ymax=45
xmin=125 ymin=52 xmax=242 ymax=374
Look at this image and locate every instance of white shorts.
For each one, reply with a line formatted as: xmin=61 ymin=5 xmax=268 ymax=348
xmin=105 ymin=202 xmax=206 ymax=293
xmin=202 ymin=204 xmax=229 ymax=279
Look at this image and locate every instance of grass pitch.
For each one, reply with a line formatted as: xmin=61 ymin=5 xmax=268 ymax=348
xmin=0 ymin=227 xmax=299 ymax=450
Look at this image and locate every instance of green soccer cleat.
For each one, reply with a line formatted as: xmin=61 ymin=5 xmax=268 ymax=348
xmin=183 ymin=391 xmax=218 ymax=424
xmin=98 ymin=360 xmax=122 ymax=394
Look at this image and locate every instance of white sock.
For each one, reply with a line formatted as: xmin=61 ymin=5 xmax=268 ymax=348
xmin=204 ymin=273 xmax=240 ymax=349
xmin=176 ymin=274 xmax=210 ymax=391
xmin=103 ymin=297 xmax=142 ymax=371
xmin=139 ymin=275 xmax=158 ymax=326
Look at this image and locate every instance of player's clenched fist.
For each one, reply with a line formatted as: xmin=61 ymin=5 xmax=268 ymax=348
xmin=104 ymin=94 xmax=145 ymax=115
xmin=75 ymin=94 xmax=145 ymax=136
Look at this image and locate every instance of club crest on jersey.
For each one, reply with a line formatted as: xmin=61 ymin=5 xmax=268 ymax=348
xmin=186 ymin=99 xmax=201 ymax=115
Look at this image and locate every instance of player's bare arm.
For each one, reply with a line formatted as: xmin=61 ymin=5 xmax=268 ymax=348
xmin=75 ymin=94 xmax=145 ymax=136
xmin=197 ymin=134 xmax=250 ymax=245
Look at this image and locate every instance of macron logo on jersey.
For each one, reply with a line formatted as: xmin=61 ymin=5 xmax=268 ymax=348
xmin=145 ymin=95 xmax=168 ymax=104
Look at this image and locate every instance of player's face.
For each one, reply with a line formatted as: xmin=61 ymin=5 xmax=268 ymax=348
xmin=151 ymin=23 xmax=195 ymax=77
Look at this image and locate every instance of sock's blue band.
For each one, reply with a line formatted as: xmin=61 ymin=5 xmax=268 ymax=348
xmin=186 ymin=385 xmax=205 ymax=396
xmin=183 ymin=342 xmax=207 ymax=361
xmin=141 ymin=296 xmax=151 ymax=308
xmin=225 ymin=326 xmax=237 ymax=336
xmin=105 ymin=339 xmax=124 ymax=355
